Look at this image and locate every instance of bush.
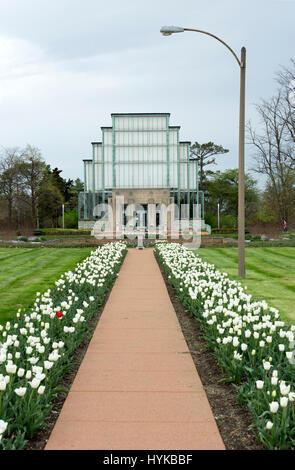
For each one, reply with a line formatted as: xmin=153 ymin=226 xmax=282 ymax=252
xmin=205 ymin=212 xmax=217 ymax=228
xmin=58 ymin=210 xmax=78 ymax=229
xmin=220 ymin=215 xmax=237 ymax=228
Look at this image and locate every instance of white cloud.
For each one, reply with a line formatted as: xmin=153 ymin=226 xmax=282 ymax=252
xmin=0 ymin=37 xmax=143 ymax=109
xmin=0 ymin=36 xmax=44 ymax=79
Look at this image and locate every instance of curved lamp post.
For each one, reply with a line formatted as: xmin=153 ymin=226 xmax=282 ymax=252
xmin=160 ymin=26 xmax=246 ymax=278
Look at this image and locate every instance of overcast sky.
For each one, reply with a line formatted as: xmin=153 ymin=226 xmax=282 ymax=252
xmin=0 ymin=0 xmax=294 ymax=187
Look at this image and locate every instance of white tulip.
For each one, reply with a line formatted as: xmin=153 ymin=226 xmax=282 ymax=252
xmin=37 ymin=385 xmax=45 ymax=395
xmin=233 ymin=351 xmax=242 ymax=361
xmin=0 ymin=420 xmax=8 ymax=435
xmin=17 ymin=368 xmax=25 ymax=378
xmin=0 ymin=380 xmax=7 ymax=391
xmin=14 ymin=387 xmax=27 ymax=397
xmin=30 ymin=378 xmax=40 ymax=389
xmin=271 ymin=377 xmax=278 ymax=386
xmin=256 ymin=380 xmax=264 ymax=390
xmin=280 ymin=384 xmax=290 ymax=396
xmin=44 ymin=361 xmax=54 ymax=370
xmin=280 ymin=397 xmax=288 ymax=408
xmin=269 ymin=401 xmax=279 ymax=413
xmin=6 ymin=364 xmax=17 ymax=374
xmin=28 ymin=357 xmax=39 ymax=365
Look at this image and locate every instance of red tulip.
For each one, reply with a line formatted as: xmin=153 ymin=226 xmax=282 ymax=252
xmin=56 ymin=311 xmax=64 ymax=318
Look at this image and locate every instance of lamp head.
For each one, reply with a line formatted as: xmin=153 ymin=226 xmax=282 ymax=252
xmin=160 ymin=26 xmax=185 ymax=36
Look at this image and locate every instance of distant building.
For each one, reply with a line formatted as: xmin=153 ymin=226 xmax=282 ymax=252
xmin=78 ymin=113 xmax=205 ymax=234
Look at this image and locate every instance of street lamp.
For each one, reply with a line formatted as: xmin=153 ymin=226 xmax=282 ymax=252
xmin=160 ymin=25 xmax=246 ymax=278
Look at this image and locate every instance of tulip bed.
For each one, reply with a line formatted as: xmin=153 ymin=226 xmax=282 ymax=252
xmin=0 ymin=241 xmax=127 ymax=450
xmin=155 ymin=242 xmax=295 ymax=450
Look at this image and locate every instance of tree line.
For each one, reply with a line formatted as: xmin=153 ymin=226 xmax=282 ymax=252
xmin=1 ymin=58 xmax=294 ymax=233
xmin=0 ymin=144 xmax=83 ymax=231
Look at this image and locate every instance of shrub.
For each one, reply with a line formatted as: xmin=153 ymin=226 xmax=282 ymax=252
xmin=205 ymin=212 xmax=217 ymax=228
xmin=220 ymin=215 xmax=237 ymax=229
xmin=58 ymin=210 xmax=78 ymax=229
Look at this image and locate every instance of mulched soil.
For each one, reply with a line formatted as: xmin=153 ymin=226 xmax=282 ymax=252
xmin=155 ymin=253 xmax=266 ymax=451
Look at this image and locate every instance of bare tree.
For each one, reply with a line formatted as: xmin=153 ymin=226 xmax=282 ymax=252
xmin=247 ymin=91 xmax=295 ymax=223
xmin=19 ymin=144 xmax=46 ymax=228
xmin=0 ymin=147 xmax=24 ymax=224
xmin=276 ymin=59 xmax=295 ymax=146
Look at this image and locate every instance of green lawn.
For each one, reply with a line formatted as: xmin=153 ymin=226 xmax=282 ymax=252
xmin=196 ymin=247 xmax=295 ymax=324
xmin=0 ymin=248 xmax=93 ymax=325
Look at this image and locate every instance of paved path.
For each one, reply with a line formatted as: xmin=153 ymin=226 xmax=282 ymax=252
xmin=45 ymin=248 xmax=225 ymax=450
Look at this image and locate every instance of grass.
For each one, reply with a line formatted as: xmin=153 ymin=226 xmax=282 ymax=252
xmin=0 ymin=248 xmax=93 ymax=325
xmin=195 ymin=247 xmax=295 ymax=324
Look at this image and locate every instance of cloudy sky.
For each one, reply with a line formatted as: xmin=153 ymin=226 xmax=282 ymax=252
xmin=0 ymin=0 xmax=294 ymax=186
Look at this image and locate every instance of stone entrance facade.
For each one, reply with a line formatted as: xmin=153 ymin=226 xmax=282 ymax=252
xmin=82 ymin=188 xmax=179 ymax=236
xmin=111 ymin=188 xmax=175 ymax=234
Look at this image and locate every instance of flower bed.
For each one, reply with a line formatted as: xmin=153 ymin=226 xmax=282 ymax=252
xmin=155 ymin=242 xmax=295 ymax=450
xmin=39 ymin=229 xmax=91 ymax=236
xmin=0 ymin=242 xmax=127 ymax=449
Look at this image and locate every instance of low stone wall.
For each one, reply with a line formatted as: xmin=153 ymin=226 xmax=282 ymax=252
xmin=201 ymin=237 xmax=224 ymax=245
xmin=78 ymin=220 xmax=96 ymax=230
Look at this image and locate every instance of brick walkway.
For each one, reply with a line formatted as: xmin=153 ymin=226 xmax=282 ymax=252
xmin=45 ymin=248 xmax=225 ymax=450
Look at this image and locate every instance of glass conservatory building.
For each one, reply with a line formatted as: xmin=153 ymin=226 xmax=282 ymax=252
xmin=78 ymin=113 xmax=204 ymax=234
